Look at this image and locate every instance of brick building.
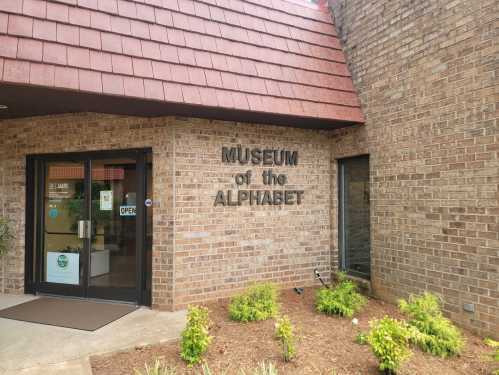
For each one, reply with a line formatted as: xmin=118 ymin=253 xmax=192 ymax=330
xmin=0 ymin=0 xmax=497 ymax=339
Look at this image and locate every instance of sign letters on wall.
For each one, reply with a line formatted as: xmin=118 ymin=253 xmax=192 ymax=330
xmin=215 ymin=146 xmax=304 ymax=206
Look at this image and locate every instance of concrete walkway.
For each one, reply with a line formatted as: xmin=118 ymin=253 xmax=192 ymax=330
xmin=0 ymin=294 xmax=186 ymax=375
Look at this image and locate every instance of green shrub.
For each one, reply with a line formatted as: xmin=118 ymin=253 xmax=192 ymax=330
xmin=134 ymin=360 xmax=177 ymax=375
xmin=229 ymin=283 xmax=279 ymax=322
xmin=315 ymin=275 xmax=366 ymax=317
xmin=367 ymin=317 xmax=412 ymax=374
xmin=355 ymin=332 xmax=368 ymax=345
xmin=241 ymin=362 xmax=278 ymax=375
xmin=180 ymin=305 xmax=212 ymax=365
xmin=484 ymin=338 xmax=499 ymax=375
xmin=0 ymin=217 xmax=14 ymax=257
xmin=275 ymin=315 xmax=296 ymax=361
xmin=399 ymin=292 xmax=464 ymax=357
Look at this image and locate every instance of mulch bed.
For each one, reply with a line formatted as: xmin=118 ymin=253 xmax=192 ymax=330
xmin=91 ymin=287 xmax=496 ymax=375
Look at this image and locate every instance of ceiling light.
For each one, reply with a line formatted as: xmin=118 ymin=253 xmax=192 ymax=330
xmin=0 ymin=105 xmax=8 ymax=110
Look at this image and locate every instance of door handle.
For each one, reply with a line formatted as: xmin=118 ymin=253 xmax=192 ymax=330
xmin=78 ymin=220 xmax=91 ymax=239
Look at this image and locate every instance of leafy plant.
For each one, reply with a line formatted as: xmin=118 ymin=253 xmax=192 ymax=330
xmin=134 ymin=359 xmax=177 ymax=375
xmin=196 ymin=363 xmax=227 ymax=375
xmin=240 ymin=362 xmax=278 ymax=375
xmin=0 ymin=217 xmax=14 ymax=257
xmin=315 ymin=273 xmax=366 ymax=317
xmin=180 ymin=306 xmax=212 ymax=365
xmin=275 ymin=315 xmax=296 ymax=361
xmin=229 ymin=283 xmax=279 ymax=322
xmin=367 ymin=317 xmax=412 ymax=374
xmin=355 ymin=332 xmax=368 ymax=345
xmin=399 ymin=292 xmax=464 ymax=357
xmin=484 ymin=338 xmax=499 ymax=375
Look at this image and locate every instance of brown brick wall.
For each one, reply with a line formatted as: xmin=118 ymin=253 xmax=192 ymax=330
xmin=330 ymin=0 xmax=498 ymax=338
xmin=171 ymin=118 xmax=332 ymax=308
xmin=0 ymin=113 xmax=332 ymax=310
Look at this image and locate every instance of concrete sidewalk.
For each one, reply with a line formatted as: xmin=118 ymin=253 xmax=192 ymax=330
xmin=0 ymin=294 xmax=186 ymax=375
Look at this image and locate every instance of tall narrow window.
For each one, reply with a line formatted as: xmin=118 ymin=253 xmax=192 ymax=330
xmin=338 ymin=155 xmax=371 ymax=279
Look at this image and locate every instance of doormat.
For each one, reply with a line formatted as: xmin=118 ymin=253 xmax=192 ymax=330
xmin=0 ymin=297 xmax=138 ymax=331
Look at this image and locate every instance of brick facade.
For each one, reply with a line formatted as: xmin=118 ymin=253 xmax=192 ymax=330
xmin=330 ymin=0 xmax=498 ymax=338
xmin=0 ymin=0 xmax=497 ymax=340
xmin=0 ymin=114 xmax=332 ymax=311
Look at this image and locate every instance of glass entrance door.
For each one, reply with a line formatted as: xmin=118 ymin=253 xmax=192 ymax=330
xmin=87 ymin=158 xmax=140 ymax=301
xmin=42 ymin=160 xmax=87 ymax=297
xmin=34 ymin=150 xmax=151 ymax=303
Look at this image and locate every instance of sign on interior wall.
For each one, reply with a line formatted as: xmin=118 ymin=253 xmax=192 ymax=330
xmin=46 ymin=252 xmax=79 ymax=285
xmin=215 ymin=146 xmax=305 ymax=206
xmin=100 ymin=190 xmax=113 ymax=211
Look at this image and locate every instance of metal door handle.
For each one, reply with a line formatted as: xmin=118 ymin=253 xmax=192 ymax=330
xmin=78 ymin=220 xmax=91 ymax=239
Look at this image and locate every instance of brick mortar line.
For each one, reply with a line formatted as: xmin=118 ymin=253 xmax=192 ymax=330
xmin=1 ymin=11 xmax=349 ymax=76
xmin=0 ymin=33 xmax=359 ymax=99
xmin=39 ymin=0 xmax=342 ymax=56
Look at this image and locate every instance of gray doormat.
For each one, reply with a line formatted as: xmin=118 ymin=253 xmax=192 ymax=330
xmin=0 ymin=297 xmax=137 ymax=331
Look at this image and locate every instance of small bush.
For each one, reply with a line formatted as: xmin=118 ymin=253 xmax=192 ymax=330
xmin=315 ymin=274 xmax=366 ymax=317
xmin=355 ymin=332 xmax=368 ymax=345
xmin=367 ymin=317 xmax=412 ymax=374
xmin=399 ymin=292 xmax=464 ymax=357
xmin=275 ymin=315 xmax=296 ymax=361
xmin=134 ymin=360 xmax=176 ymax=375
xmin=241 ymin=362 xmax=278 ymax=375
xmin=180 ymin=306 xmax=212 ymax=365
xmin=229 ymin=283 xmax=279 ymax=322
xmin=484 ymin=338 xmax=499 ymax=375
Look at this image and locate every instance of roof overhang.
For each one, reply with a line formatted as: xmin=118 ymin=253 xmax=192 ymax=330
xmin=0 ymin=83 xmax=360 ymax=130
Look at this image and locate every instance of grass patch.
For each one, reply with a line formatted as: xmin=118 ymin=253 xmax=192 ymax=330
xmin=134 ymin=359 xmax=177 ymax=375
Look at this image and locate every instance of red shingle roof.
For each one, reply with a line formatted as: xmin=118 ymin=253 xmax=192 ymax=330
xmin=0 ymin=0 xmax=364 ymax=125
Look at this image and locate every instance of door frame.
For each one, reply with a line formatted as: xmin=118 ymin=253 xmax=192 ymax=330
xmin=24 ymin=148 xmax=152 ymax=305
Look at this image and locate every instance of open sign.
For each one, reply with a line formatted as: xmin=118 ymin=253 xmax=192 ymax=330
xmin=120 ymin=206 xmax=136 ymax=216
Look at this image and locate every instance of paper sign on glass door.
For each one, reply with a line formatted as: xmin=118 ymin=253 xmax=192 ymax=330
xmin=100 ymin=191 xmax=113 ymax=211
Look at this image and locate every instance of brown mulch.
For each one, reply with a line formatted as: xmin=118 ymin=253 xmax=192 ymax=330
xmin=91 ymin=287 xmax=496 ymax=375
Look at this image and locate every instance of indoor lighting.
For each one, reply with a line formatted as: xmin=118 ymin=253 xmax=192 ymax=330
xmin=0 ymin=105 xmax=8 ymax=110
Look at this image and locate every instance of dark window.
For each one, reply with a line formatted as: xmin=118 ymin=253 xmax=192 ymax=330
xmin=338 ymin=155 xmax=371 ymax=279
